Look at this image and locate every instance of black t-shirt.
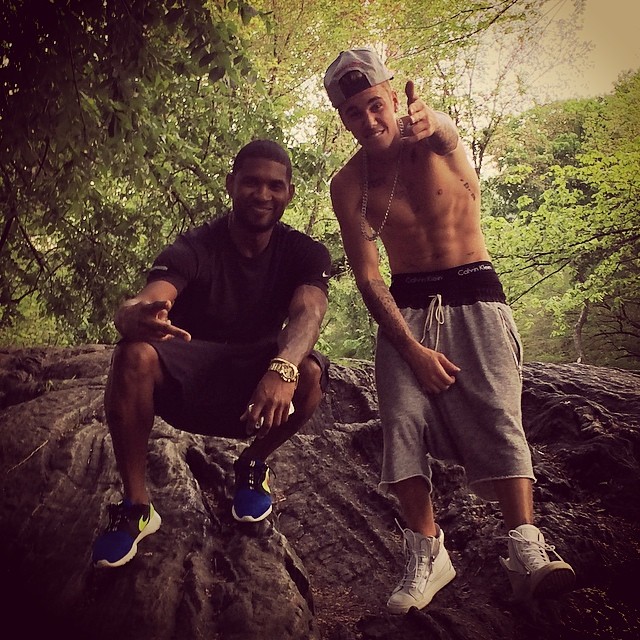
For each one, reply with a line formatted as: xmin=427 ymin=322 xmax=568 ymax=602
xmin=146 ymin=214 xmax=331 ymax=343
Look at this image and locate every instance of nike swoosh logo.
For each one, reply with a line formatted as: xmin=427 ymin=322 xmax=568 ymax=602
xmin=138 ymin=512 xmax=150 ymax=531
xmin=322 ymin=271 xmax=331 ymax=278
xmin=262 ymin=469 xmax=271 ymax=494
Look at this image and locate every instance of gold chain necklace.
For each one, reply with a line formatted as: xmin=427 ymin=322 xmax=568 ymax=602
xmin=360 ymin=147 xmax=402 ymax=241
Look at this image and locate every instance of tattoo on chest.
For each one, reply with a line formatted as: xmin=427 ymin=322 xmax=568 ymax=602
xmin=460 ymin=179 xmax=476 ymax=200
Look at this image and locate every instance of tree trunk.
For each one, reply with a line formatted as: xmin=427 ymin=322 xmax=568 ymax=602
xmin=573 ymin=300 xmax=589 ymax=363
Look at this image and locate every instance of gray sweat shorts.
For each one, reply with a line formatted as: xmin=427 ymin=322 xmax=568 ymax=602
xmin=376 ymin=265 xmax=534 ymax=501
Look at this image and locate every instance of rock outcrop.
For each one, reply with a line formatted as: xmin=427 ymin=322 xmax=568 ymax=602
xmin=0 ymin=346 xmax=638 ymax=640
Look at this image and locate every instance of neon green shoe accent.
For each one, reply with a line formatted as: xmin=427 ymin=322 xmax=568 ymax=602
xmin=261 ymin=468 xmax=271 ymax=494
xmin=138 ymin=514 xmax=149 ymax=531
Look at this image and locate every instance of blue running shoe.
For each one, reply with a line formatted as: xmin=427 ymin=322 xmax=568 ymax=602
xmin=232 ymin=457 xmax=273 ymax=522
xmin=92 ymin=500 xmax=161 ymax=568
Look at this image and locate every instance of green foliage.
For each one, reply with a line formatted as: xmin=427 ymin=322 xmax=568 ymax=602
xmin=0 ymin=0 xmax=265 ymax=343
xmin=1 ymin=294 xmax=74 ymax=347
xmin=318 ymin=272 xmax=375 ymax=360
xmin=484 ymin=73 xmax=640 ymax=366
xmin=2 ymin=0 xmax=636 ymax=370
xmin=484 ymin=98 xmax=599 ymax=219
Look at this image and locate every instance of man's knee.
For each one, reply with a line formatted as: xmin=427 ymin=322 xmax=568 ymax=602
xmin=293 ymin=355 xmax=325 ymax=414
xmin=110 ymin=341 xmax=162 ymax=382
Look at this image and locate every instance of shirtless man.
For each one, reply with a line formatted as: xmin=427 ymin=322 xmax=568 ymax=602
xmin=324 ymin=47 xmax=575 ymax=612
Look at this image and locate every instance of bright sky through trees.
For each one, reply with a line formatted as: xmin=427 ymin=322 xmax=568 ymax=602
xmin=549 ymin=0 xmax=640 ymax=98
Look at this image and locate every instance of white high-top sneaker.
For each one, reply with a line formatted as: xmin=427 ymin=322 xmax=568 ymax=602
xmin=387 ymin=525 xmax=456 ymax=614
xmin=500 ymin=524 xmax=576 ymax=600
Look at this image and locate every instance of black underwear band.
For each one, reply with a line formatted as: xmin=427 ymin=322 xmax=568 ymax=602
xmin=390 ymin=261 xmax=507 ymax=308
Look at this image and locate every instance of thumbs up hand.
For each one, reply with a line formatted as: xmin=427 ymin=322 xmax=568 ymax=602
xmin=401 ymin=80 xmax=439 ymax=142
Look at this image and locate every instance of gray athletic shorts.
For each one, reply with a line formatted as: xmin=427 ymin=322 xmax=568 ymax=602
xmin=376 ymin=285 xmax=534 ymax=501
xmin=150 ymin=338 xmax=329 ymax=438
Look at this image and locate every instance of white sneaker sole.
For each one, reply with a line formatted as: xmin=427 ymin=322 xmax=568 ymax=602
xmin=500 ymin=557 xmax=575 ymax=599
xmin=231 ymin=504 xmax=273 ymax=522
xmin=94 ymin=511 xmax=162 ymax=569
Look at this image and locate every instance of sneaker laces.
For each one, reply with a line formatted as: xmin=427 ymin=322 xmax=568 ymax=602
xmin=105 ymin=502 xmax=132 ymax=532
xmin=402 ymin=546 xmax=432 ymax=589
xmin=508 ymin=529 xmax=556 ymax=573
xmin=236 ymin=457 xmax=274 ymax=490
xmin=397 ymin=523 xmax=435 ymax=589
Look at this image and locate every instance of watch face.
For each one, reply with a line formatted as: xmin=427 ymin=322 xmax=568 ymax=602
xmin=278 ymin=362 xmax=295 ymax=382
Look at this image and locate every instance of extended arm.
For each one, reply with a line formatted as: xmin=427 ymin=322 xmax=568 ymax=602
xmin=115 ymin=280 xmax=191 ymax=342
xmin=402 ymin=80 xmax=459 ymax=156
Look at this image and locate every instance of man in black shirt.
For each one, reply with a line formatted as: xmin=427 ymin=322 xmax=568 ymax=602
xmin=93 ymin=140 xmax=331 ymax=568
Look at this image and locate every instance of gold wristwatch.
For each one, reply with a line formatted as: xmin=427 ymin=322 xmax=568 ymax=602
xmin=268 ymin=357 xmax=299 ymax=386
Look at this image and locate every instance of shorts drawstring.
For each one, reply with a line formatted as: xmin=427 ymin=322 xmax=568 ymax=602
xmin=420 ymin=294 xmax=444 ymax=350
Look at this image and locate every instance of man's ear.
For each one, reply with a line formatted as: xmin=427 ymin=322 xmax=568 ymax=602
xmin=288 ymin=183 xmax=295 ymax=203
xmin=338 ymin=109 xmax=351 ymax=131
xmin=391 ymin=90 xmax=399 ymax=112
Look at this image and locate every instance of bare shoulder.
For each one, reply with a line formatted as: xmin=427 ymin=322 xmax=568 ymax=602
xmin=330 ymin=153 xmax=361 ymax=211
xmin=333 ymin=151 xmax=362 ymax=184
xmin=410 ymin=135 xmax=479 ymax=187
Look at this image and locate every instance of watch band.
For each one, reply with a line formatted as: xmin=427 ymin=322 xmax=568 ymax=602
xmin=268 ymin=357 xmax=299 ymax=386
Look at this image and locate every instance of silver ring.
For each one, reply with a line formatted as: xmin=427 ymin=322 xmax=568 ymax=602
xmin=247 ymin=404 xmax=264 ymax=429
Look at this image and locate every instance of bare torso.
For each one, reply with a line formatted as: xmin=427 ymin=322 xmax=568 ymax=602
xmin=345 ymin=141 xmax=490 ymax=274
xmin=329 ymin=82 xmax=487 ymax=391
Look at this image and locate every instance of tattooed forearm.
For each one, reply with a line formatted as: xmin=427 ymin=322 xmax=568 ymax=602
xmin=361 ymin=279 xmax=415 ymax=350
xmin=428 ymin=112 xmax=459 ymax=156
